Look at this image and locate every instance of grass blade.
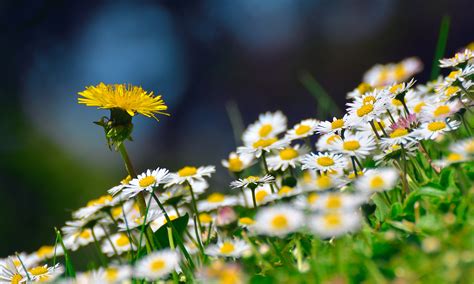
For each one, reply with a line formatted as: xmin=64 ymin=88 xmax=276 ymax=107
xmin=430 ymin=15 xmax=450 ymax=80
xmin=299 ymin=71 xmax=341 ymax=118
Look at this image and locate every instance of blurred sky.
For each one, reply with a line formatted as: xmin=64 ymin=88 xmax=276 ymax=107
xmin=0 ymin=0 xmax=473 ymax=255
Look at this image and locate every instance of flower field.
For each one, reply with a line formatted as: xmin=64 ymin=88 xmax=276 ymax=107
xmin=1 ymin=45 xmax=474 ymax=283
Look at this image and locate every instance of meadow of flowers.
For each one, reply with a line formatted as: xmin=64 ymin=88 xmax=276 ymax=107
xmin=1 ymin=44 xmax=474 ymax=283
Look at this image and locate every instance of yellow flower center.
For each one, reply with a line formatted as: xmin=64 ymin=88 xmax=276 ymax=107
xmin=447 ymin=153 xmax=463 ymax=162
xmin=343 ymin=140 xmax=360 ymax=151
xmin=390 ymin=128 xmax=408 ymax=138
xmin=357 ymin=83 xmax=372 ymax=94
xmin=331 ymin=119 xmax=344 ymax=129
xmin=370 ymin=176 xmax=385 ymax=189
xmin=139 ymin=176 xmax=156 ymax=187
xmin=447 ymin=70 xmax=461 ymax=79
xmin=178 ymin=166 xmax=197 ymax=177
xmin=279 ymin=148 xmax=299 ymax=160
xmin=199 ymin=213 xmax=213 ymax=224
xmin=111 ymin=206 xmax=123 ymax=219
xmin=308 ymin=193 xmax=319 ymax=204
xmin=445 ymin=86 xmax=460 ymax=97
xmin=433 ymin=105 xmax=450 ymax=117
xmin=414 ymin=102 xmax=426 ymax=113
xmin=259 ymin=124 xmax=273 ymax=137
xmin=228 ymin=157 xmax=243 ymax=172
xmin=466 ymin=141 xmax=474 ymax=154
xmin=219 ymin=269 xmax=240 ymax=284
xmin=87 ymin=195 xmax=113 ymax=207
xmin=389 ymin=83 xmax=403 ymax=93
xmin=255 ymin=190 xmax=268 ymax=203
xmin=363 ymin=95 xmax=376 ymax=104
xmin=324 ymin=214 xmax=342 ymax=228
xmin=239 ymin=217 xmax=255 ymax=225
xmin=37 ymin=246 xmax=54 ymax=258
xmin=427 ymin=121 xmax=446 ymax=131
xmin=278 ymin=186 xmax=293 ymax=196
xmin=357 ymin=104 xmax=374 ymax=117
xmin=220 ymin=242 xmax=235 ymax=254
xmin=207 ymin=193 xmax=225 ymax=203
xmin=105 ymin=268 xmax=118 ymax=281
xmin=378 ymin=68 xmax=389 ymax=82
xmin=10 ymin=274 xmax=23 ymax=284
xmin=163 ymin=215 xmax=178 ymax=224
xmin=121 ymin=175 xmax=132 ymax=185
xmin=326 ymin=196 xmax=342 ymax=209
xmin=317 ymin=156 xmax=335 ymax=167
xmin=252 ymin=138 xmax=278 ymax=148
xmin=348 ymin=171 xmax=364 ymax=179
xmin=316 ymin=175 xmax=332 ymax=189
xmin=115 ymin=234 xmax=130 ymax=247
xmin=295 ymin=124 xmax=311 ymax=135
xmin=271 ymin=214 xmax=288 ymax=229
xmin=391 ymin=98 xmax=404 ymax=106
xmin=245 ymin=176 xmax=260 ymax=183
xmin=150 ymin=259 xmax=166 ymax=272
xmin=394 ymin=64 xmax=407 ymax=80
xmin=29 ymin=266 xmax=48 ymax=276
xmin=327 ymin=134 xmax=341 ymax=144
xmin=79 ymin=230 xmax=91 ymax=239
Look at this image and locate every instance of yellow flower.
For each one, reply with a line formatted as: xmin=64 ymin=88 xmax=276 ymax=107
xmin=78 ymin=83 xmax=169 ymax=119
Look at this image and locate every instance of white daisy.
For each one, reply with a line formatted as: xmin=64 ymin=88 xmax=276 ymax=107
xmin=121 ymin=168 xmax=171 ymax=199
xmin=62 ymin=223 xmax=106 ymax=251
xmin=150 ymin=210 xmax=185 ymax=232
xmin=237 ymin=137 xmax=290 ymax=158
xmin=309 ymin=192 xmax=366 ymax=212
xmin=415 ymin=119 xmax=461 ymax=140
xmin=380 ymin=127 xmax=418 ymax=149
xmin=354 ymin=168 xmax=399 ymax=193
xmin=433 ymin=152 xmax=470 ymax=168
xmin=329 ymin=132 xmax=376 ymax=159
xmin=346 ymin=90 xmax=389 ymax=127
xmin=267 ymin=144 xmax=310 ymax=171
xmin=242 ymin=111 xmax=287 ymax=145
xmin=301 ymin=172 xmax=348 ymax=192
xmin=439 ymin=49 xmax=474 ymax=68
xmin=117 ymin=208 xmax=162 ymax=231
xmin=315 ymin=115 xmax=348 ymax=135
xmin=240 ymin=184 xmax=277 ymax=207
xmin=230 ymin=175 xmax=275 ymax=189
xmin=315 ymin=133 xmax=342 ymax=151
xmin=254 ymin=205 xmax=304 ymax=237
xmin=134 ymin=250 xmax=181 ymax=281
xmin=363 ymin=57 xmax=422 ymax=87
xmin=88 ymin=265 xmax=133 ymax=284
xmin=205 ymin=239 xmax=250 ymax=258
xmin=30 ymin=245 xmax=64 ymax=264
xmin=0 ymin=258 xmax=26 ymax=284
xmin=308 ymin=211 xmax=362 ymax=238
xmin=449 ymin=138 xmax=474 ymax=156
xmin=420 ymin=101 xmax=462 ymax=122
xmin=73 ymin=195 xmax=116 ymax=219
xmin=26 ymin=264 xmax=64 ymax=282
xmin=197 ymin=193 xmax=239 ymax=212
xmin=285 ymin=118 xmax=319 ymax=140
xmin=301 ymin=152 xmax=347 ymax=172
xmin=101 ymin=233 xmax=136 ymax=256
xmin=167 ymin=166 xmax=216 ymax=186
xmin=346 ymin=82 xmax=374 ymax=100
xmin=221 ymin=152 xmax=254 ymax=173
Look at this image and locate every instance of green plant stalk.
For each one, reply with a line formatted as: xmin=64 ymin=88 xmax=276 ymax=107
xmin=430 ymin=15 xmax=450 ymax=80
xmin=261 ymin=151 xmax=276 ymax=193
xmin=119 ymin=202 xmax=137 ymax=262
xmin=151 ymin=192 xmax=195 ymax=269
xmin=295 ymin=236 xmax=303 ymax=271
xmin=137 ymin=194 xmax=156 ymax=257
xmin=351 ymin=156 xmax=359 ymax=177
xmin=250 ymin=188 xmax=258 ymax=209
xmin=55 ymin=228 xmax=75 ymax=277
xmin=188 ymin=182 xmax=203 ymax=233
xmin=168 ymin=227 xmax=179 ymax=284
xmin=100 ymin=224 xmax=122 ymax=264
xmin=369 ymin=121 xmax=381 ymax=140
xmin=15 ymin=252 xmax=31 ymax=281
xmin=400 ymin=144 xmax=409 ymax=195
xmin=91 ymin=227 xmax=108 ymax=266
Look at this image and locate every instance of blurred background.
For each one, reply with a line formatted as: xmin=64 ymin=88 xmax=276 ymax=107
xmin=0 ymin=0 xmax=472 ymax=256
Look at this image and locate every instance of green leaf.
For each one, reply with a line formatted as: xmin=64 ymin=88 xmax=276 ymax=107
xmin=390 ymin=202 xmax=403 ymax=219
xmin=404 ymin=186 xmax=448 ymax=211
xmin=430 ymin=15 xmax=450 ymax=80
xmin=153 ymin=213 xmax=189 ymax=248
xmin=372 ymin=194 xmax=390 ymax=222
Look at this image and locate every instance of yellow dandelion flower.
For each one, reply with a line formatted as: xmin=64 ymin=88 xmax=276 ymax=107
xmin=78 ymin=83 xmax=169 ymax=119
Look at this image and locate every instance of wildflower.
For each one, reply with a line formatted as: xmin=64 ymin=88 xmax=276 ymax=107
xmin=240 ymin=185 xmax=277 ymax=207
xmin=205 ymin=239 xmax=250 ymax=258
xmin=301 ymin=152 xmax=347 ymax=172
xmin=238 ymin=217 xmax=256 ymax=228
xmin=380 ymin=127 xmax=417 ymax=149
xmin=254 ymin=205 xmax=304 ymax=237
xmin=221 ymin=152 xmax=254 ymax=173
xmin=328 ymin=132 xmax=376 ymax=159
xmin=134 ymin=250 xmax=180 ymax=281
xmin=308 ymin=211 xmax=361 ymax=238
xmin=118 ymin=208 xmax=162 ymax=231
xmin=108 ymin=175 xmax=132 ymax=196
xmin=62 ymin=221 xmax=107 ymax=251
xmin=101 ymin=233 xmax=136 ymax=256
xmin=433 ymin=152 xmax=469 ymax=168
xmin=363 ymin=57 xmax=422 ymax=86
xmin=197 ymin=193 xmax=239 ymax=212
xmin=309 ymin=193 xmax=366 ymax=212
xmin=415 ymin=119 xmax=461 ymax=140
xmin=122 ymin=168 xmax=171 ymax=199
xmin=267 ymin=144 xmax=310 ymax=171
xmin=216 ymin=207 xmax=238 ymax=226
xmin=73 ymin=194 xmax=116 ymax=219
xmin=27 ymin=264 xmax=64 ymax=282
xmin=30 ymin=245 xmax=63 ymax=264
xmin=301 ymin=172 xmax=348 ymax=192
xmin=167 ymin=166 xmax=216 ymax=186
xmin=237 ymin=137 xmax=290 ymax=158
xmin=196 ymin=261 xmax=246 ymax=284
xmin=89 ymin=265 xmax=133 ymax=284
xmin=230 ymin=175 xmax=275 ymax=189
xmin=420 ymin=101 xmax=462 ymax=122
xmin=78 ymin=83 xmax=168 ymax=119
xmin=346 ymin=82 xmax=374 ymax=100
xmin=315 ymin=115 xmax=348 ymax=135
xmin=316 ymin=133 xmax=342 ymax=151
xmin=285 ymin=118 xmax=319 ymax=140
xmin=354 ymin=168 xmax=399 ymax=193
xmin=439 ymin=49 xmax=474 ymax=68
xmin=242 ymin=111 xmax=287 ymax=145
xmin=449 ymin=138 xmax=474 ymax=156
xmin=0 ymin=258 xmax=26 ymax=284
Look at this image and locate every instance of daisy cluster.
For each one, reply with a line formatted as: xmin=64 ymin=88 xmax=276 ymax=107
xmin=2 ymin=45 xmax=474 ymax=283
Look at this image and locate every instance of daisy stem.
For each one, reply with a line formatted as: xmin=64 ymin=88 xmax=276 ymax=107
xmin=386 ymin=110 xmax=396 ymax=124
xmin=137 ymin=194 xmax=156 ymax=255
xmin=167 ymin=227 xmax=180 ymax=284
xmin=295 ymin=235 xmax=303 ymax=271
xmin=350 ymin=156 xmax=359 ymax=177
xmin=459 ymin=112 xmax=473 ymax=137
xmin=400 ymin=144 xmax=409 ymax=195
xmin=305 ymin=137 xmax=315 ymax=152
xmin=15 ymin=252 xmax=31 ymax=281
xmin=150 ymin=192 xmax=196 ymax=269
xmin=91 ymin=227 xmax=108 ymax=266
xmin=354 ymin=156 xmax=364 ymax=170
xmin=261 ymin=151 xmax=276 ymax=193
xmin=240 ymin=187 xmax=249 ymax=207
xmin=459 ymin=84 xmax=474 ymax=101
xmin=205 ymin=221 xmax=213 ymax=246
xmin=54 ymin=227 xmax=75 ymax=277
xmin=188 ymin=183 xmax=203 ymax=233
xmin=100 ymin=224 xmax=122 ymax=264
xmin=369 ymin=121 xmax=381 ymax=140
xmin=250 ymin=188 xmax=258 ymax=209
xmin=119 ymin=202 xmax=136 ymax=261
xmin=377 ymin=121 xmax=388 ymax=137
xmin=401 ymin=100 xmax=411 ymax=117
